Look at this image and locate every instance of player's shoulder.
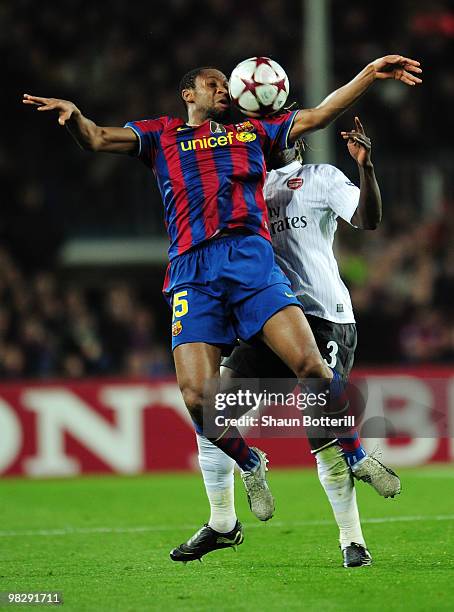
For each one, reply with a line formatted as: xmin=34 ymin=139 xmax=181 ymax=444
xmin=266 ymin=160 xmax=301 ymax=183
xmin=302 ymin=163 xmax=352 ymax=183
xmin=302 ymin=163 xmax=340 ymax=175
xmin=126 ymin=115 xmax=180 ymax=131
xmin=251 ymin=110 xmax=296 ymax=127
xmin=294 ymin=163 xmax=330 ymax=182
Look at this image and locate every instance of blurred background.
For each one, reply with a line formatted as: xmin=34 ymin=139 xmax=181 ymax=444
xmin=1 ymin=0 xmax=453 ymax=380
xmin=0 ymin=9 xmax=452 ymax=605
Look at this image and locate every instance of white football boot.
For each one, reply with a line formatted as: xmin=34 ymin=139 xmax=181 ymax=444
xmin=352 ymin=454 xmax=401 ymax=498
xmin=240 ymin=447 xmax=275 ymax=521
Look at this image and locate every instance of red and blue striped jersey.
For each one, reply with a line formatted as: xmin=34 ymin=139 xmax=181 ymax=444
xmin=125 ymin=111 xmax=298 ymax=260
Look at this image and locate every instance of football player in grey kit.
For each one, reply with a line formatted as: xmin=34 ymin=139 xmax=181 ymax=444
xmin=178 ymin=117 xmax=388 ymax=568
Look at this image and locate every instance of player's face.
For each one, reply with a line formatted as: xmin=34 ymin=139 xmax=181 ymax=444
xmin=192 ymin=69 xmax=231 ymax=121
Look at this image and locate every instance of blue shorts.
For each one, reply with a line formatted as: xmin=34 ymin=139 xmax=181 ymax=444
xmin=165 ymin=233 xmax=300 ymax=351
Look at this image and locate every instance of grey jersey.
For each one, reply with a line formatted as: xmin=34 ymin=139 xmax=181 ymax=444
xmin=265 ymin=161 xmax=359 ymax=323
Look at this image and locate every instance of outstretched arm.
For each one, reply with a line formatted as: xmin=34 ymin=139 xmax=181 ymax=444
xmin=288 ymin=55 xmax=422 ymax=143
xmin=22 ymin=94 xmax=138 ymax=154
xmin=342 ymin=117 xmax=381 ymax=230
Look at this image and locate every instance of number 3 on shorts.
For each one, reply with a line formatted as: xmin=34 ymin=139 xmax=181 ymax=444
xmin=173 ymin=290 xmax=189 ymax=318
xmin=324 ymin=340 xmax=338 ymax=368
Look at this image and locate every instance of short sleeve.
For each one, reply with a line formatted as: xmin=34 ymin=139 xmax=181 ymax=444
xmin=255 ymin=110 xmax=298 ymax=156
xmin=123 ymin=116 xmax=167 ymax=163
xmin=324 ymin=165 xmax=360 ymax=225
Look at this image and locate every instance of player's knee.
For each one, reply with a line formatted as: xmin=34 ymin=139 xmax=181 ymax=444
xmin=180 ymin=384 xmax=205 ymax=420
xmin=294 ymin=349 xmax=327 ymax=379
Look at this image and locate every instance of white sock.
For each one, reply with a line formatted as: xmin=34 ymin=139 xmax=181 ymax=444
xmin=316 ymin=443 xmax=366 ymax=550
xmin=197 ymin=435 xmax=237 ymax=534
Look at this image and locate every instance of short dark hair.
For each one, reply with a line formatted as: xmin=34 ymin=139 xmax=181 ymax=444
xmin=179 ymin=66 xmax=217 ymax=107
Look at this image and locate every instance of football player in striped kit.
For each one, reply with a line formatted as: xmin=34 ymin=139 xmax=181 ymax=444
xmin=24 ymin=56 xmax=420 ymax=566
xmin=186 ymin=117 xmax=392 ymax=568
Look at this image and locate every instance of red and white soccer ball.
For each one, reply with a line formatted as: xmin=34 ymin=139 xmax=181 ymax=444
xmin=229 ymin=57 xmax=290 ymax=118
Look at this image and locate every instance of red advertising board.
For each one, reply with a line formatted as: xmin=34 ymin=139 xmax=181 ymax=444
xmin=0 ymin=367 xmax=453 ymax=477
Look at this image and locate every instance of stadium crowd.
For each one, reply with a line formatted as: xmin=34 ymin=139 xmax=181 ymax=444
xmin=1 ymin=0 xmax=453 ymax=378
xmin=0 ymin=205 xmax=453 ymax=380
xmin=0 ymin=245 xmax=174 ymax=380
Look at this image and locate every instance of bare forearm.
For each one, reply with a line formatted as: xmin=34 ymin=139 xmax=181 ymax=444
xmin=66 ymin=112 xmax=137 ymax=153
xmin=353 ymin=163 xmax=382 ymax=229
xmin=289 ymin=64 xmax=376 ymax=140
xmin=22 ymin=95 xmax=138 ymax=153
xmin=66 ymin=109 xmax=102 ymax=151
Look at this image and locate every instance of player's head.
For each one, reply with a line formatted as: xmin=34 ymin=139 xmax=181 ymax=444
xmin=267 ymin=138 xmax=306 ymax=171
xmin=179 ymin=67 xmax=231 ymax=122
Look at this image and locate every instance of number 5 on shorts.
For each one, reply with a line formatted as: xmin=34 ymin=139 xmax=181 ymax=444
xmin=173 ymin=290 xmax=189 ymax=318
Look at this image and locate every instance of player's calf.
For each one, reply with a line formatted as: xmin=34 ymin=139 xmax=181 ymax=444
xmin=181 ymin=381 xmax=261 ymax=473
xmin=325 ymin=370 xmax=369 ymax=467
xmin=314 ymin=375 xmax=400 ymax=498
xmin=184 ymin=387 xmax=273 ymax=520
xmin=315 ymin=444 xmax=369 ymax=553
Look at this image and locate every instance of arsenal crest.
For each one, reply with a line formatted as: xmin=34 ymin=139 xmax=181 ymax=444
xmin=287 ymin=177 xmax=304 ymax=190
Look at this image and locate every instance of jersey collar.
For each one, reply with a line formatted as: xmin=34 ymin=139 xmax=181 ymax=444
xmin=274 ymin=160 xmax=302 ymax=174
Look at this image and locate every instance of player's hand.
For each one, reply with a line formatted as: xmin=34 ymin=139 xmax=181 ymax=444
xmin=341 ymin=117 xmax=371 ymax=167
xmin=22 ymin=94 xmax=80 ymax=125
xmin=371 ymin=55 xmax=422 ymax=86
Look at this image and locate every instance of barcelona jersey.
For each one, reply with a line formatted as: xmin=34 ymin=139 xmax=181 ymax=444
xmin=125 ymin=112 xmax=298 ymax=260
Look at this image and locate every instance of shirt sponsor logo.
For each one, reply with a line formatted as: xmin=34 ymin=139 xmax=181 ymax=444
xmin=287 ymin=177 xmax=304 ymax=190
xmin=337 ymin=304 xmax=344 ymax=313
xmin=270 ymin=216 xmax=307 ymax=234
xmin=179 ymin=131 xmax=256 ymax=151
xmin=268 ymin=205 xmax=307 ymax=234
xmin=180 ymin=132 xmax=234 ymax=151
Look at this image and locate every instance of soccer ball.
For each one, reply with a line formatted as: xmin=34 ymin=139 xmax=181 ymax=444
xmin=229 ymin=57 xmax=290 ymax=118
